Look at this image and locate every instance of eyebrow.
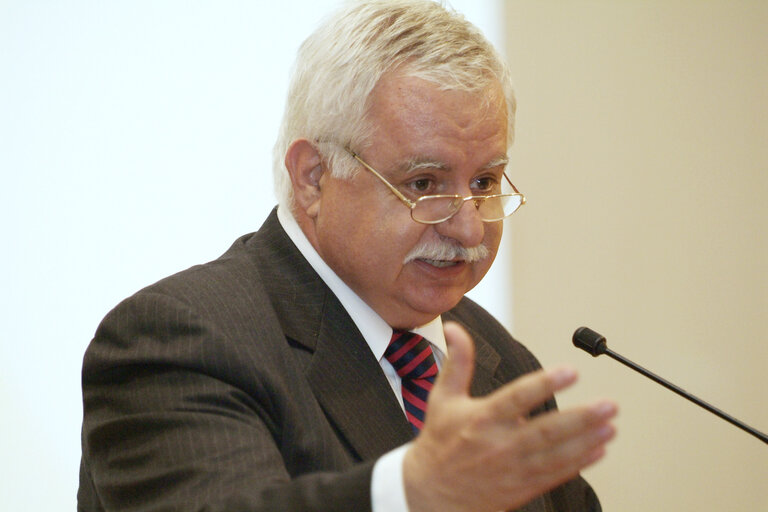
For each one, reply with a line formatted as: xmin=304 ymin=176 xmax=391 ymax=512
xmin=400 ymin=158 xmax=447 ymax=174
xmin=400 ymin=155 xmax=509 ymax=174
xmin=483 ymin=156 xmax=509 ymax=170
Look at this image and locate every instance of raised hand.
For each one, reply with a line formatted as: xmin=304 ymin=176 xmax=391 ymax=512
xmin=403 ymin=322 xmax=618 ymax=512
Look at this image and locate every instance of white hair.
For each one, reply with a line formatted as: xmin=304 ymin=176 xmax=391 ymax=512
xmin=272 ymin=0 xmax=516 ymax=210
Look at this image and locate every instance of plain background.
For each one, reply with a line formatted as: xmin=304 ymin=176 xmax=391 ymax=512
xmin=1 ymin=1 xmax=766 ymax=510
xmin=504 ymin=1 xmax=768 ymax=510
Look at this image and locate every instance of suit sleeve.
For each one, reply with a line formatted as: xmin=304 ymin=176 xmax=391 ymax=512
xmin=79 ymin=290 xmax=374 ymax=512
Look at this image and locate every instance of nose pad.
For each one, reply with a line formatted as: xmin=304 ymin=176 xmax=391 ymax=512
xmin=450 ymin=197 xmax=482 ymax=218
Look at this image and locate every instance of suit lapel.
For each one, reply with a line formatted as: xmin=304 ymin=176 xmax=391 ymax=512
xmin=307 ymin=302 xmax=414 ymax=460
xmin=443 ymin=310 xmax=504 ymax=398
xmin=250 ymin=210 xmax=414 ymax=461
xmin=470 ymin=336 xmax=503 ymax=397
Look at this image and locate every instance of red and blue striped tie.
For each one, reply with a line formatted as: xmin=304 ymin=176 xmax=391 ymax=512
xmin=385 ymin=330 xmax=438 ymax=433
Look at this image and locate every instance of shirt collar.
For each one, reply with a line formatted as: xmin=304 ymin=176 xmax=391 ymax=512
xmin=276 ymin=206 xmax=447 ymax=361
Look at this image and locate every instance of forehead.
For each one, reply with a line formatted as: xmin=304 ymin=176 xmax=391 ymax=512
xmin=365 ymin=71 xmax=508 ymax=162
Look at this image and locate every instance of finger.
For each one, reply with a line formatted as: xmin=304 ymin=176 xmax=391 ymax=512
xmin=494 ymin=406 xmax=616 ymax=510
xmin=433 ymin=321 xmax=476 ymax=399
xmin=523 ymin=411 xmax=617 ymax=483
xmin=518 ymin=400 xmax=618 ymax=452
xmin=523 ymin=441 xmax=612 ymax=500
xmin=485 ymin=366 xmax=579 ymax=422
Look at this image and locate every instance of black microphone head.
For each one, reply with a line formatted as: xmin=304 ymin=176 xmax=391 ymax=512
xmin=573 ymin=326 xmax=608 ymax=357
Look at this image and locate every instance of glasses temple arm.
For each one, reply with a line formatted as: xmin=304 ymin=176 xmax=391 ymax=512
xmin=346 ymin=148 xmax=416 ymax=207
xmin=503 ymin=172 xmax=523 ymax=195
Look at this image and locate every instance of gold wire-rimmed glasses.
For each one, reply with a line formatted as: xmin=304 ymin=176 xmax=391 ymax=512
xmin=345 ymin=148 xmax=526 ymax=225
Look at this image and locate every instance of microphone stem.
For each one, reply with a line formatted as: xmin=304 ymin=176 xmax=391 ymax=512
xmin=604 ymin=348 xmax=768 ymax=445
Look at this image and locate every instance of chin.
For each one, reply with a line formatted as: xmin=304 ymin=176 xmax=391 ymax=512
xmin=407 ymin=288 xmax=467 ymax=320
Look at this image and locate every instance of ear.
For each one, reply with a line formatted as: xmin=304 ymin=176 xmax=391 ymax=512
xmin=285 ymin=139 xmax=324 ymax=218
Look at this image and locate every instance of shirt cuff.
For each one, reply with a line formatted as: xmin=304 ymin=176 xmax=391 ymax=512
xmin=371 ymin=443 xmax=411 ymax=512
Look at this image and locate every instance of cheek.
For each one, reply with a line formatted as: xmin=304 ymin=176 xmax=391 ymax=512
xmin=364 ymin=218 xmax=426 ymax=270
xmin=473 ymin=224 xmax=502 ymax=275
xmin=484 ymin=223 xmax=503 ymax=251
xmin=318 ymin=199 xmax=422 ymax=272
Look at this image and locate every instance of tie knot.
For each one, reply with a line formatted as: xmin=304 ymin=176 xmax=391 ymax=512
xmin=385 ymin=330 xmax=438 ymax=380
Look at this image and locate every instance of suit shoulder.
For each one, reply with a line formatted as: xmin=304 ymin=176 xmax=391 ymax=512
xmin=94 ymin=231 xmax=276 ymax=343
xmin=121 ymin=232 xmax=262 ymax=306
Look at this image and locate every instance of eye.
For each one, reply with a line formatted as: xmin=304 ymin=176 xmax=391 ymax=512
xmin=471 ymin=175 xmax=500 ymax=194
xmin=405 ymin=177 xmax=437 ymax=195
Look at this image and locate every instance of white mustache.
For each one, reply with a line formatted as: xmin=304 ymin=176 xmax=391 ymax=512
xmin=404 ymin=238 xmax=490 ymax=264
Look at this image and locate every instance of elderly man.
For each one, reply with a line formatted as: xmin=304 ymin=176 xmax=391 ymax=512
xmin=78 ymin=1 xmax=617 ymax=511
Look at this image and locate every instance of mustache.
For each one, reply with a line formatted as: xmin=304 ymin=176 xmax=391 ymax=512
xmin=403 ymin=238 xmax=490 ymax=264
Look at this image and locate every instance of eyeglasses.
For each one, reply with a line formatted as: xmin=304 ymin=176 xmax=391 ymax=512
xmin=345 ymin=148 xmax=526 ymax=225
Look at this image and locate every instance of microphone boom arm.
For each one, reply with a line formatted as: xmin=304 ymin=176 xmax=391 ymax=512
xmin=573 ymin=326 xmax=768 ymax=445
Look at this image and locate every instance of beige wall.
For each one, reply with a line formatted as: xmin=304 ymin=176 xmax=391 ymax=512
xmin=501 ymin=1 xmax=768 ymax=510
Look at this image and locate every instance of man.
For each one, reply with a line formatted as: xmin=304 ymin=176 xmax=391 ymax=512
xmin=79 ymin=1 xmax=617 ymax=511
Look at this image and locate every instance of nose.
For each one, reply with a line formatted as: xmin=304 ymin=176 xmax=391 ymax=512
xmin=433 ymin=197 xmax=486 ymax=248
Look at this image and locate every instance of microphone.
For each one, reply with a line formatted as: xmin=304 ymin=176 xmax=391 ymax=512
xmin=573 ymin=326 xmax=768 ymax=445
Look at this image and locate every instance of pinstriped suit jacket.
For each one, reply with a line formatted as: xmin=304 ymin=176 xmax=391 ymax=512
xmin=78 ymin=209 xmax=600 ymax=511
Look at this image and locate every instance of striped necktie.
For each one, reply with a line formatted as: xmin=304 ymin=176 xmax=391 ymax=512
xmin=384 ymin=330 xmax=438 ymax=433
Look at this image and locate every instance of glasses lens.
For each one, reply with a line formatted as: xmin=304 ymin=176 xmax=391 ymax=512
xmin=412 ymin=194 xmax=525 ymax=223
xmin=478 ymin=194 xmax=524 ymax=221
xmin=412 ymin=196 xmax=462 ymax=223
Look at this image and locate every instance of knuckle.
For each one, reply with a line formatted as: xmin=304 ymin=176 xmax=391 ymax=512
xmin=525 ymin=453 xmax=556 ymax=475
xmin=465 ymin=406 xmax=496 ymax=434
xmin=507 ymin=386 xmax=534 ymax=413
xmin=537 ymin=421 xmax=561 ymax=444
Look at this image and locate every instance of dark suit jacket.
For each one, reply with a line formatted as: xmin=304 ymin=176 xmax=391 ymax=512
xmin=79 ymin=209 xmax=600 ymax=511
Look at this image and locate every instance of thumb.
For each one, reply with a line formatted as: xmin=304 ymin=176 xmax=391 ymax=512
xmin=433 ymin=321 xmax=476 ymax=399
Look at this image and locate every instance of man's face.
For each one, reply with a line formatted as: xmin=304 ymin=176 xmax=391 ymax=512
xmin=309 ymin=72 xmax=508 ymax=328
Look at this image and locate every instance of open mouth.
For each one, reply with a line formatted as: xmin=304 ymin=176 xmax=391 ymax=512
xmin=419 ymin=258 xmax=461 ymax=268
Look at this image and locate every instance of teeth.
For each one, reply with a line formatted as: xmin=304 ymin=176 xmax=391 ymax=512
xmin=422 ymin=259 xmax=457 ymax=268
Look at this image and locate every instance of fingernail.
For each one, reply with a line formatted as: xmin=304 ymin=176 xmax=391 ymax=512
xmin=591 ymin=401 xmax=617 ymax=417
xmin=550 ymin=367 xmax=578 ymax=387
xmin=595 ymin=424 xmax=615 ymax=441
